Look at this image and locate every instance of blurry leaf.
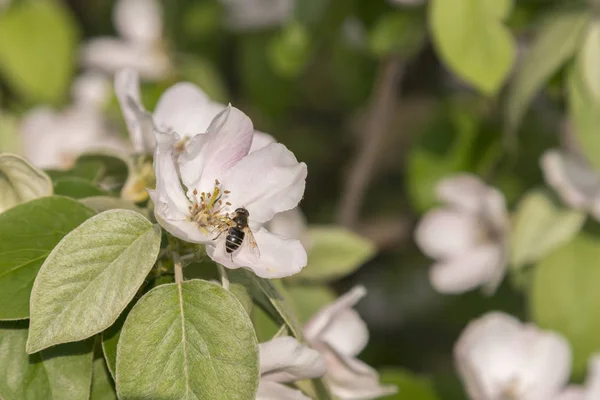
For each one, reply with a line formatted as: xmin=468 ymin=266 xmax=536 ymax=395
xmin=530 ymin=233 xmax=600 ymax=376
xmin=182 ymin=1 xmax=222 ymax=39
xmin=0 ymin=0 xmax=78 ymax=104
xmin=54 ymin=177 xmax=109 ymax=198
xmin=287 ymin=284 xmax=336 ymax=323
xmin=81 ymin=196 xmax=148 ymax=217
xmin=0 ymin=153 xmax=52 ymax=213
xmin=380 ymin=368 xmax=439 ymax=400
xmin=179 ymin=56 xmax=228 ymax=103
xmin=429 ymin=0 xmax=516 ymax=95
xmin=46 ymin=160 xmax=105 ymax=183
xmin=506 ymin=10 xmax=589 ymax=134
xmin=268 ymin=21 xmax=312 ymax=78
xmin=369 ymin=11 xmax=426 ymax=58
xmin=0 ymin=112 xmax=19 ymax=154
xmin=0 ymin=197 xmax=94 ymax=320
xmin=252 ymin=305 xmax=280 ymax=342
xmin=0 ymin=322 xmax=93 ymax=400
xmin=510 ymin=189 xmax=585 ymax=269
xmin=116 ymin=280 xmax=259 ymax=399
xmin=294 ymin=226 xmax=376 ymax=282
xmin=91 ymin=358 xmax=117 ymax=400
xmin=230 ymin=283 xmax=253 ymax=315
xmin=102 ymin=310 xmax=126 ymax=380
xmin=580 ymin=19 xmax=600 ymax=105
xmin=295 ymin=0 xmax=330 ymax=26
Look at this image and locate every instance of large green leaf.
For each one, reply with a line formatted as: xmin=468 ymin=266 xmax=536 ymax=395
xmin=429 ymin=0 xmax=515 ymax=95
xmin=294 ymin=226 xmax=376 ymax=282
xmin=0 ymin=153 xmax=53 ymax=213
xmin=509 ymin=190 xmax=585 ymax=269
xmin=380 ymin=368 xmax=440 ymax=400
xmin=0 ymin=322 xmax=93 ymax=400
xmin=0 ymin=0 xmax=78 ymax=104
xmin=91 ymin=358 xmax=117 ymax=400
xmin=27 ymin=210 xmax=161 ymax=353
xmin=116 ymin=280 xmax=259 ymax=400
xmin=580 ymin=19 xmax=600 ymax=105
xmin=530 ymin=233 xmax=600 ymax=376
xmin=53 ymin=177 xmax=109 ymax=199
xmin=0 ymin=196 xmax=95 ymax=320
xmin=506 ymin=10 xmax=589 ymax=134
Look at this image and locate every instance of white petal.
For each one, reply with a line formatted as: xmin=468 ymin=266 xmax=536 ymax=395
xmin=222 ymin=143 xmax=307 ymax=224
xmin=256 ymin=381 xmax=310 ymax=400
xmin=320 ymin=309 xmax=369 ymax=358
xmin=259 ymin=337 xmax=327 ymax=382
xmin=153 ymin=82 xmax=224 ymax=137
xmin=541 ymin=150 xmax=600 ymax=211
xmin=179 ymin=106 xmax=253 ymax=192
xmin=115 ymin=68 xmax=156 ymax=153
xmin=436 ymin=174 xmax=490 ymax=213
xmin=584 ymin=354 xmax=600 ymax=399
xmin=304 ymin=286 xmax=366 ymax=343
xmin=429 ymin=244 xmax=505 ymax=294
xmin=206 ymin=228 xmax=307 ymax=278
xmin=19 ymin=108 xmax=64 ymax=169
xmin=113 ymin=0 xmax=162 ymax=44
xmin=250 ymin=131 xmax=276 ymax=153
xmin=71 ymin=72 xmax=111 ymax=109
xmin=321 ymin=344 xmax=397 ymax=400
xmin=266 ymin=207 xmax=309 ymax=249
xmin=221 ymin=0 xmax=294 ymax=31
xmin=415 ymin=209 xmax=483 ymax=260
xmin=554 ymin=387 xmax=587 ymax=400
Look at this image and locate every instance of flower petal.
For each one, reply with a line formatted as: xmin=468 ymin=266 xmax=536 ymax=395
xmin=256 ymin=381 xmax=310 ymax=400
xmin=304 ymin=286 xmax=366 ymax=343
xmin=113 ymin=0 xmax=163 ymax=44
xmin=436 ymin=174 xmax=490 ymax=213
xmin=115 ymin=68 xmax=156 ymax=153
xmin=152 ymin=130 xmax=189 ymax=219
xmin=259 ymin=336 xmax=327 ymax=382
xmin=415 ymin=209 xmax=483 ymax=260
xmin=71 ymin=72 xmax=111 ymax=109
xmin=428 ymin=244 xmax=505 ymax=294
xmin=553 ymin=387 xmax=586 ymax=400
xmin=250 ymin=131 xmax=276 ymax=153
xmin=320 ymin=309 xmax=369 ymax=358
xmin=206 ymin=228 xmax=307 ymax=278
xmin=222 ymin=143 xmax=307 ymax=223
xmin=222 ymin=0 xmax=294 ymax=31
xmin=585 ymin=354 xmax=600 ymax=399
xmin=266 ymin=207 xmax=310 ymax=249
xmin=153 ymin=82 xmax=224 ymax=137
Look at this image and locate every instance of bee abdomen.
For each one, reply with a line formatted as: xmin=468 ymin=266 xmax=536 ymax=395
xmin=225 ymin=230 xmax=245 ymax=253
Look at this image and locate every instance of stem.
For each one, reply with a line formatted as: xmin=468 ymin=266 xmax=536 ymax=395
xmin=218 ymin=264 xmax=230 ymax=290
xmin=337 ymin=58 xmax=404 ymax=228
xmin=173 ymin=251 xmax=184 ymax=284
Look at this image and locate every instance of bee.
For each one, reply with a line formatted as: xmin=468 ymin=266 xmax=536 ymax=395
xmin=224 ymin=207 xmax=260 ymax=257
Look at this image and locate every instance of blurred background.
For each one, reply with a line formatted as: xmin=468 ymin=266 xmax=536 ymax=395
xmin=1 ymin=0 xmax=595 ymax=398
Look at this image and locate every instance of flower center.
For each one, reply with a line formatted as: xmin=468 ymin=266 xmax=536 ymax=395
xmin=187 ymin=179 xmax=233 ymax=235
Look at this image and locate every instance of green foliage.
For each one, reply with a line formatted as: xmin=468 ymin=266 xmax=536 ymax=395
xmin=0 ymin=153 xmax=52 ymax=213
xmin=530 ymin=233 xmax=600 ymax=376
xmin=580 ymin=19 xmax=600 ymax=105
xmin=90 ymin=358 xmax=117 ymax=400
xmin=0 ymin=196 xmax=95 ymax=320
xmin=287 ymin=284 xmax=336 ymax=323
xmin=53 ymin=177 xmax=109 ymax=198
xmin=380 ymin=369 xmax=440 ymax=400
xmin=0 ymin=322 xmax=93 ymax=400
xmin=268 ymin=21 xmax=312 ymax=78
xmin=116 ymin=280 xmax=259 ymax=400
xmin=27 ymin=210 xmax=161 ymax=353
xmin=429 ymin=0 xmax=516 ymax=95
xmin=80 ymin=196 xmax=148 ymax=216
xmin=510 ymin=190 xmax=585 ymax=269
xmin=369 ymin=11 xmax=426 ymax=58
xmin=0 ymin=0 xmax=78 ymax=104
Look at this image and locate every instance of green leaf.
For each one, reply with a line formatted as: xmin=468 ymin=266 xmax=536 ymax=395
xmin=0 ymin=196 xmax=95 ymax=320
xmin=101 ymin=307 xmax=129 ymax=380
xmin=287 ymin=284 xmax=336 ymax=323
xmin=81 ymin=196 xmax=148 ymax=217
xmin=509 ymin=190 xmax=585 ymax=269
xmin=54 ymin=177 xmax=109 ymax=199
xmin=295 ymin=226 xmax=376 ymax=282
xmin=268 ymin=21 xmax=312 ymax=78
xmin=506 ymin=10 xmax=590 ymax=134
xmin=0 ymin=321 xmax=93 ymax=400
xmin=46 ymin=160 xmax=106 ymax=183
xmin=116 ymin=280 xmax=259 ymax=399
xmin=0 ymin=112 xmax=19 ymax=154
xmin=91 ymin=358 xmax=117 ymax=400
xmin=251 ymin=306 xmax=281 ymax=342
xmin=0 ymin=153 xmax=53 ymax=213
xmin=27 ymin=210 xmax=161 ymax=353
xmin=380 ymin=368 xmax=439 ymax=400
xmin=429 ymin=0 xmax=516 ymax=95
xmin=530 ymin=233 xmax=600 ymax=376
xmin=230 ymin=282 xmax=253 ymax=315
xmin=581 ymin=19 xmax=600 ymax=105
xmin=369 ymin=11 xmax=426 ymax=58
xmin=0 ymin=0 xmax=78 ymax=104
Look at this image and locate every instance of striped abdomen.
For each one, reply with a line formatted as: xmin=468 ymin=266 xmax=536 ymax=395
xmin=225 ymin=228 xmax=245 ymax=253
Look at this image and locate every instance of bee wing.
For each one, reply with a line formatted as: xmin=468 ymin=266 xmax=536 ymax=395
xmin=244 ymin=227 xmax=261 ymax=258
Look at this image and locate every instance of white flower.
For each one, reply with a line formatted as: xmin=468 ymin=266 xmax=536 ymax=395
xmin=553 ymin=355 xmax=600 ymax=400
xmin=220 ymin=0 xmax=294 ymax=31
xmin=150 ymin=104 xmax=308 ymax=278
xmin=19 ymin=74 xmax=129 ymax=170
xmin=257 ymin=336 xmax=327 ymax=400
xmin=455 ymin=312 xmax=571 ymax=400
xmin=304 ymin=286 xmax=397 ymax=400
xmin=541 ymin=149 xmax=600 ymax=221
xmin=81 ymin=0 xmax=170 ymax=80
xmin=415 ymin=174 xmax=509 ymax=294
xmin=267 ymin=207 xmax=311 ymax=250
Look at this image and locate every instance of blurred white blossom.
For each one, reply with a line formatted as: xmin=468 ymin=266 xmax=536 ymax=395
xmin=455 ymin=312 xmax=571 ymax=400
xmin=304 ymin=286 xmax=397 ymax=399
xmin=258 ymin=336 xmax=326 ymax=399
xmin=415 ymin=174 xmax=509 ymax=294
xmin=220 ymin=0 xmax=294 ymax=31
xmin=81 ymin=0 xmax=170 ymax=80
xmin=553 ymin=355 xmax=600 ymax=400
xmin=541 ymin=149 xmax=600 ymax=221
xmin=19 ymin=73 xmax=129 ymax=170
